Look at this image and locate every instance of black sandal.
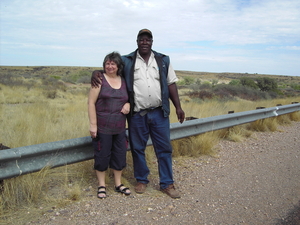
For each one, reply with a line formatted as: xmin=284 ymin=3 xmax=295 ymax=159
xmin=115 ymin=184 xmax=131 ymax=196
xmin=97 ymin=186 xmax=106 ymax=199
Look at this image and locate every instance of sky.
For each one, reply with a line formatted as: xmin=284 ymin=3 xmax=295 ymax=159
xmin=1 ymin=0 xmax=300 ymax=76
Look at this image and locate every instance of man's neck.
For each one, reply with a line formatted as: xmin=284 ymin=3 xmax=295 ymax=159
xmin=138 ymin=51 xmax=152 ymax=64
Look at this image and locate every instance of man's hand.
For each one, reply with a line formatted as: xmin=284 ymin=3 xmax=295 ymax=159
xmin=176 ymin=108 xmax=185 ymax=124
xmin=121 ymin=103 xmax=130 ymax=114
xmin=91 ymin=70 xmax=103 ymax=88
xmin=168 ymin=83 xmax=185 ymax=123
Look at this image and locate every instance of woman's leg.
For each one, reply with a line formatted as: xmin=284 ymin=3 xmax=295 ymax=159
xmin=110 ymin=132 xmax=130 ymax=195
xmin=113 ymin=169 xmax=131 ymax=194
xmin=93 ymin=133 xmax=113 ymax=198
xmin=96 ymin=170 xmax=106 ymax=198
xmin=113 ymin=169 xmax=122 ymax=187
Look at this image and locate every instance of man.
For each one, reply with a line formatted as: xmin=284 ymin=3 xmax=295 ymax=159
xmin=91 ymin=29 xmax=185 ymax=198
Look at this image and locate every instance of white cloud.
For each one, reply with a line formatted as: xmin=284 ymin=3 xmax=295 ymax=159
xmin=1 ymin=0 xmax=300 ymax=75
xmin=267 ymin=46 xmax=300 ymax=51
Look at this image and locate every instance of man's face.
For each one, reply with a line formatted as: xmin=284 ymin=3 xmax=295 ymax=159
xmin=137 ymin=34 xmax=153 ymax=56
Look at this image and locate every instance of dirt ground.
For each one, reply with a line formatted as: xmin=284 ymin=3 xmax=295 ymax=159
xmin=24 ymin=121 xmax=300 ymax=225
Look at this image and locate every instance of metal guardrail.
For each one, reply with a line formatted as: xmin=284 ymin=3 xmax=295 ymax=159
xmin=0 ymin=103 xmax=299 ymax=180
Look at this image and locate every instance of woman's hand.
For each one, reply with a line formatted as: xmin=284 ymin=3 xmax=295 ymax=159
xmin=89 ymin=124 xmax=97 ymax=138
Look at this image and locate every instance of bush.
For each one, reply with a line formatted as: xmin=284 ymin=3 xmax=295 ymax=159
xmin=77 ymin=75 xmax=91 ymax=84
xmin=195 ymin=78 xmax=201 ymax=85
xmin=0 ymin=73 xmax=25 ymax=86
xmin=62 ymin=70 xmax=91 ymax=83
xmin=229 ymin=79 xmax=240 ymax=86
xmin=239 ymin=77 xmax=258 ymax=89
xmin=42 ymin=77 xmax=67 ymax=92
xmin=212 ymin=84 xmax=272 ymax=101
xmin=211 ymin=79 xmax=218 ymax=87
xmin=51 ymin=75 xmax=61 ymax=80
xmin=256 ymin=77 xmax=278 ymax=92
xmin=188 ymin=89 xmax=214 ymax=100
xmin=200 ymin=82 xmax=212 ymax=89
xmin=187 ymin=80 xmax=283 ymax=102
xmin=44 ymin=90 xmax=57 ymax=99
xmin=291 ymin=84 xmax=300 ymax=91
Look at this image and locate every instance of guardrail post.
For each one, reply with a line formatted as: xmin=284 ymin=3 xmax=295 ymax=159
xmin=0 ymin=143 xmax=10 ymax=191
xmin=185 ymin=116 xmax=198 ymax=121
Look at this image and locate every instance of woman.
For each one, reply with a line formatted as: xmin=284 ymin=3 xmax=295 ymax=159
xmin=88 ymin=52 xmax=130 ymax=198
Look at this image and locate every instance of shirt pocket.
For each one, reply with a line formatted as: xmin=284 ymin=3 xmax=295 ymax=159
xmin=133 ymin=66 xmax=142 ymax=81
xmin=151 ymin=65 xmax=160 ymax=81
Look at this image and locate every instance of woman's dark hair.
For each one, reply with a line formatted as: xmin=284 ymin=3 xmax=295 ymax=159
xmin=103 ymin=52 xmax=124 ymax=76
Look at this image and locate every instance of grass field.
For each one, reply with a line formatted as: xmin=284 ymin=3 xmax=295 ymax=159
xmin=1 ymin=66 xmax=300 ymax=224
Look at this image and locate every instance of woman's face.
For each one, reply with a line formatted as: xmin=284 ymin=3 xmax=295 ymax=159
xmin=104 ymin=60 xmax=118 ymax=75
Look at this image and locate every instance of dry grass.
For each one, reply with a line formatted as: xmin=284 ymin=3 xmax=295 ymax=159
xmin=1 ymin=167 xmax=51 ymax=224
xmin=0 ymin=160 xmax=97 ymax=224
xmin=224 ymin=125 xmax=254 ymax=142
xmin=1 ymin=71 xmax=300 ymax=224
xmin=289 ymin=111 xmax=300 ymax=121
xmin=0 ymin=86 xmax=89 ymax=148
xmin=172 ymin=131 xmax=220 ymax=158
xmin=171 ymin=98 xmax=300 ymax=122
xmin=2 ymin=167 xmax=50 ymax=206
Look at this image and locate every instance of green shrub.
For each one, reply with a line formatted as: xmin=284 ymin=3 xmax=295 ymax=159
xmin=51 ymin=75 xmax=61 ymax=80
xmin=62 ymin=70 xmax=91 ymax=83
xmin=77 ymin=75 xmax=91 ymax=84
xmin=229 ymin=79 xmax=240 ymax=86
xmin=44 ymin=90 xmax=57 ymax=99
xmin=239 ymin=77 xmax=258 ymax=89
xmin=291 ymin=84 xmax=300 ymax=91
xmin=211 ymin=79 xmax=218 ymax=87
xmin=188 ymin=89 xmax=214 ymax=100
xmin=195 ymin=78 xmax=201 ymax=85
xmin=256 ymin=77 xmax=278 ymax=92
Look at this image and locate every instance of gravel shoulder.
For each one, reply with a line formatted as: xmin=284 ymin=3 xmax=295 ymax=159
xmin=27 ymin=122 xmax=300 ymax=225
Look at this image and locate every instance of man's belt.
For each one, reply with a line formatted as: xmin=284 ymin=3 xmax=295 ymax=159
xmin=135 ymin=106 xmax=162 ymax=116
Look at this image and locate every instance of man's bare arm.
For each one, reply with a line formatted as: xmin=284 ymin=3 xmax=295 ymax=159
xmin=91 ymin=70 xmax=104 ymax=88
xmin=168 ymin=83 xmax=185 ymax=123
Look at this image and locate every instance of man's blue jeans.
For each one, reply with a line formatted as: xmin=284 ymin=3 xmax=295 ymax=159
xmin=129 ymin=107 xmax=173 ymax=189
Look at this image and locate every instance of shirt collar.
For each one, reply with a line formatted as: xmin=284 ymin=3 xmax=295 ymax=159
xmin=137 ymin=51 xmax=154 ymax=61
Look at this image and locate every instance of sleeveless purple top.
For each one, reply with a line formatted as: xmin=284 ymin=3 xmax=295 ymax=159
xmin=96 ymin=75 xmax=128 ymax=135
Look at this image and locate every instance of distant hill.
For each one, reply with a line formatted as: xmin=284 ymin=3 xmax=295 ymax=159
xmin=1 ymin=66 xmax=300 ymax=85
xmin=0 ymin=66 xmax=101 ymax=78
xmin=175 ymin=70 xmax=300 ymax=85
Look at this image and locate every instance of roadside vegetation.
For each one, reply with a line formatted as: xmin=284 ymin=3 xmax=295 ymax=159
xmin=1 ymin=66 xmax=300 ymax=224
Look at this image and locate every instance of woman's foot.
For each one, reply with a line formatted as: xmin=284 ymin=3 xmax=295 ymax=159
xmin=115 ymin=184 xmax=131 ymax=195
xmin=97 ymin=186 xmax=106 ymax=199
